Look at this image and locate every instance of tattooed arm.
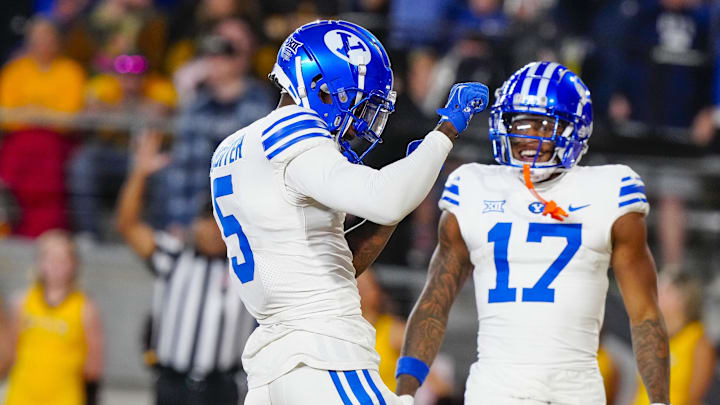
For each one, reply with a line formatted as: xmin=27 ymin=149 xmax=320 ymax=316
xmin=346 ymin=221 xmax=397 ymax=277
xmin=611 ymin=212 xmax=670 ymax=403
xmin=396 ymin=211 xmax=473 ymax=396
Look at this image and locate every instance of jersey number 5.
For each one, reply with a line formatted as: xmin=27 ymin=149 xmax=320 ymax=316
xmin=488 ymin=222 xmax=581 ymax=303
xmin=212 ymin=175 xmax=255 ymax=283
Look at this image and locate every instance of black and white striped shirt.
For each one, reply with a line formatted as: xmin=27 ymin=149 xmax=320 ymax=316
xmin=148 ymin=232 xmax=255 ymax=376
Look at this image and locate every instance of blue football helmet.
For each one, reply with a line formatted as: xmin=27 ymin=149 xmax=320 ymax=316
xmin=269 ymin=20 xmax=396 ymax=163
xmin=489 ymin=62 xmax=593 ymax=171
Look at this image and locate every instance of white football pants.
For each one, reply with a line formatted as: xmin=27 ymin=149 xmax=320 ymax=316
xmin=464 ymin=363 xmax=606 ymax=405
xmin=245 ymin=365 xmax=413 ymax=405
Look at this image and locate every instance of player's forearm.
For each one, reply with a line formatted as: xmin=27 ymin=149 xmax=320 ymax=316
xmin=630 ymin=315 xmax=670 ymax=403
xmin=115 ymin=168 xmax=148 ymax=234
xmin=396 ymin=295 xmax=450 ymax=396
xmin=397 ymin=251 xmax=462 ymax=395
xmin=346 ymin=222 xmax=397 ymax=277
xmin=434 ymin=121 xmax=458 ymax=142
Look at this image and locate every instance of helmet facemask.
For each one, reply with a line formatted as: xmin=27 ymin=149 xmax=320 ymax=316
xmin=335 ymin=89 xmax=396 ymax=163
xmin=491 ymin=109 xmax=588 ymax=182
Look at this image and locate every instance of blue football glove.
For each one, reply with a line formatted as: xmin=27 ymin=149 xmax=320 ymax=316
xmin=436 ymin=82 xmax=489 ymax=134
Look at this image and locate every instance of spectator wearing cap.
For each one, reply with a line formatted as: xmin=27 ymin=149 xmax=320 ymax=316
xmin=0 ymin=16 xmax=86 ymax=237
xmin=167 ymin=18 xmax=273 ymax=233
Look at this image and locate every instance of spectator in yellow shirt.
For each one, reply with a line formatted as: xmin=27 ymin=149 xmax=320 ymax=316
xmin=0 ymin=16 xmax=86 ymax=121
xmin=3 ymin=230 xmax=104 ymax=405
xmin=0 ymin=16 xmax=86 ymax=237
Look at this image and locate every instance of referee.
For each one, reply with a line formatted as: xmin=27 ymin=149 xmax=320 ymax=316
xmin=116 ymin=132 xmax=255 ymax=405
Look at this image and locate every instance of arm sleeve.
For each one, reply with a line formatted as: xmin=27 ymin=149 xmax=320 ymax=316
xmin=285 ymin=130 xmax=453 ymax=225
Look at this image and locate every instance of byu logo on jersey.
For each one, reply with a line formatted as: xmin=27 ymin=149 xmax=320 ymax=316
xmin=483 ymin=200 xmax=506 ymax=213
xmin=528 ymin=202 xmax=545 ymax=214
xmin=281 ymin=37 xmax=303 ymax=61
xmin=324 ymin=30 xmax=371 ymax=65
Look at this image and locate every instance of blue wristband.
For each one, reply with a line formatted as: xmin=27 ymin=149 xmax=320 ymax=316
xmin=395 ymin=356 xmax=430 ymax=384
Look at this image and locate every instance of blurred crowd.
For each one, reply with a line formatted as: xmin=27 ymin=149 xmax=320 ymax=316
xmin=0 ymin=0 xmax=719 ymax=267
xmin=0 ymin=0 xmax=718 ymax=271
xmin=1 ymin=0 xmax=720 ymax=404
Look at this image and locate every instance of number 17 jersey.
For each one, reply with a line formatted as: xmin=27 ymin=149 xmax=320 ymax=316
xmin=439 ymin=163 xmax=649 ymax=369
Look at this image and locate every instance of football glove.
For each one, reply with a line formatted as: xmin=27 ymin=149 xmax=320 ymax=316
xmin=437 ymin=82 xmax=489 ymax=134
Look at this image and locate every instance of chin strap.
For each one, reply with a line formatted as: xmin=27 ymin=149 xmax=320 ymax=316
xmin=523 ymin=164 xmax=568 ymax=221
xmin=339 ymin=139 xmax=360 ymax=163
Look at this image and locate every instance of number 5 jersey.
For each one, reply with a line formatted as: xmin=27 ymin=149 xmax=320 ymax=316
xmin=210 ymin=104 xmax=453 ymax=389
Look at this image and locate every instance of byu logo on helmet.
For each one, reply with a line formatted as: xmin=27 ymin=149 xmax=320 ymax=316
xmin=528 ymin=202 xmax=545 ymax=214
xmin=324 ymin=30 xmax=371 ymax=65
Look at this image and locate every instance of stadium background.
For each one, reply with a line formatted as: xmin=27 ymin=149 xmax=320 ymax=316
xmin=1 ymin=0 xmax=720 ymax=404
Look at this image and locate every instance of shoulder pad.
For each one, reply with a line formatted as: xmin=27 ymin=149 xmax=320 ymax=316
xmin=614 ymin=165 xmax=649 ymax=215
xmin=262 ymin=106 xmax=333 ymax=162
xmin=438 ymin=166 xmax=465 ymax=212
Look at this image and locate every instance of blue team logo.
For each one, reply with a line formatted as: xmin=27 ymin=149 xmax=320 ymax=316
xmin=281 ymin=37 xmax=303 ymax=61
xmin=483 ymin=200 xmax=506 ymax=213
xmin=528 ymin=202 xmax=545 ymax=214
xmin=324 ymin=30 xmax=372 ymax=65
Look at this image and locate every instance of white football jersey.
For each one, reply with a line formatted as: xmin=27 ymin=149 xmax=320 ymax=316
xmin=210 ymin=104 xmax=452 ymax=389
xmin=438 ymin=164 xmax=649 ymax=370
xmin=210 ymin=105 xmax=377 ymax=388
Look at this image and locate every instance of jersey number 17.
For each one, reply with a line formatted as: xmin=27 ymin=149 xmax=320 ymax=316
xmin=488 ymin=222 xmax=581 ymax=303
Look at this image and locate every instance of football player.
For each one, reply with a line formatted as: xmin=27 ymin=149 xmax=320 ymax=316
xmin=209 ymin=20 xmax=488 ymax=405
xmin=396 ymin=62 xmax=670 ymax=404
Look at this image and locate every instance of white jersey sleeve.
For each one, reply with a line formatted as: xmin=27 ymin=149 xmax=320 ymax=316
xmin=285 ymin=130 xmax=453 ymax=225
xmin=612 ymin=165 xmax=650 ymax=221
xmin=438 ymin=166 xmax=464 ymax=215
